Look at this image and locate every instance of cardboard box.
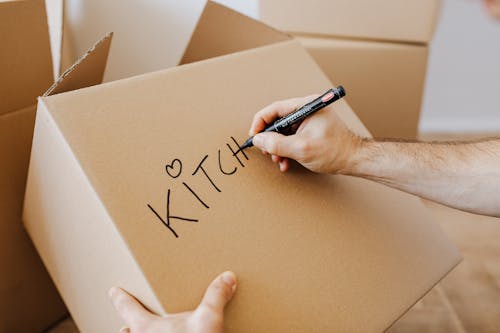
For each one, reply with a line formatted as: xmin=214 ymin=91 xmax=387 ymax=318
xmin=0 ymin=1 xmax=110 ymax=332
xmin=259 ymin=0 xmax=442 ymax=44
xmin=23 ymin=2 xmax=460 ymax=333
xmin=0 ymin=1 xmax=66 ymax=331
xmin=297 ymin=36 xmax=429 ymax=139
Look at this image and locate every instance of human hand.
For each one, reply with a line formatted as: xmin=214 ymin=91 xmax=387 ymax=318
xmin=109 ymin=271 xmax=237 ymax=333
xmin=249 ymin=95 xmax=364 ymax=174
xmin=484 ymin=0 xmax=500 ymax=19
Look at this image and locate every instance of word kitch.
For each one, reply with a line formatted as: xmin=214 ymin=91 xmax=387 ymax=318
xmin=147 ymin=136 xmax=249 ymax=238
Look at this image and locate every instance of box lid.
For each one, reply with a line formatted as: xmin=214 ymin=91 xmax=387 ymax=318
xmin=0 ymin=0 xmax=53 ymax=115
xmin=259 ymin=0 xmax=442 ymax=44
xmin=38 ymin=34 xmax=460 ymax=333
xmin=44 ymin=32 xmax=112 ymax=97
xmin=181 ymin=0 xmax=290 ymax=65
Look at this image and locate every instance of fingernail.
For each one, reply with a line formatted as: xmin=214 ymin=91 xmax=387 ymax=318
xmin=120 ymin=327 xmax=130 ymax=333
xmin=252 ymin=135 xmax=263 ymax=147
xmin=221 ymin=271 xmax=237 ymax=293
xmin=279 ymin=161 xmax=285 ymax=172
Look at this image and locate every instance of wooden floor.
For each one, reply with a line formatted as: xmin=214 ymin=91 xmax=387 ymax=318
xmin=48 ymin=133 xmax=500 ymax=333
xmin=388 ymin=201 xmax=500 ymax=333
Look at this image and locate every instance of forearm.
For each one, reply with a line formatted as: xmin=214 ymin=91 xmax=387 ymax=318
xmin=343 ymin=138 xmax=500 ymax=217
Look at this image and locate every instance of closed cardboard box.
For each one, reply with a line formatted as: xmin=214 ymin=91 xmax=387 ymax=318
xmin=259 ymin=0 xmax=441 ymax=44
xmin=297 ymin=36 xmax=429 ymax=139
xmin=23 ymin=2 xmax=460 ymax=333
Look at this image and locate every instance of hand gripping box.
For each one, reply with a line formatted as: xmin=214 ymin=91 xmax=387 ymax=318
xmin=23 ymin=2 xmax=460 ymax=332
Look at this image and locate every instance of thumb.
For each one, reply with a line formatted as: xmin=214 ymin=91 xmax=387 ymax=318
xmin=109 ymin=287 xmax=154 ymax=329
xmin=253 ymin=132 xmax=303 ymax=160
xmin=198 ymin=271 xmax=237 ymax=313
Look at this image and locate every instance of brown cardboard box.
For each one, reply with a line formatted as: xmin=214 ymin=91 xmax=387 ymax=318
xmin=23 ymin=2 xmax=460 ymax=333
xmin=259 ymin=0 xmax=442 ymax=44
xmin=0 ymin=1 xmax=110 ymax=332
xmin=0 ymin=1 xmax=66 ymax=331
xmin=297 ymin=36 xmax=429 ymax=139
xmin=260 ymin=0 xmax=441 ymax=139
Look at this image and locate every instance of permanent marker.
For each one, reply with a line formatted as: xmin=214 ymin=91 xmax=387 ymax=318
xmin=239 ymin=86 xmax=346 ymax=151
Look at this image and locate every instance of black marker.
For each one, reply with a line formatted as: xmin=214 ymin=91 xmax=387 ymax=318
xmin=239 ymin=86 xmax=346 ymax=151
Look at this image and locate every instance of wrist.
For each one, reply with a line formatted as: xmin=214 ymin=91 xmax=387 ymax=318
xmin=335 ymin=134 xmax=371 ymax=175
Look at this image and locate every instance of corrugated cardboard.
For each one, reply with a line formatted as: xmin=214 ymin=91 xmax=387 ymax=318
xmin=259 ymin=0 xmax=442 ymax=44
xmin=297 ymin=36 xmax=429 ymax=139
xmin=0 ymin=1 xmax=66 ymax=331
xmin=0 ymin=0 xmax=53 ymax=115
xmin=23 ymin=2 xmax=460 ymax=333
xmin=0 ymin=1 xmax=111 ymax=331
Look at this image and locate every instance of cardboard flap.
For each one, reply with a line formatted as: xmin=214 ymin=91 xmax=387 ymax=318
xmin=180 ymin=1 xmax=290 ymax=65
xmin=0 ymin=0 xmax=53 ymax=115
xmin=45 ymin=32 xmax=113 ymax=97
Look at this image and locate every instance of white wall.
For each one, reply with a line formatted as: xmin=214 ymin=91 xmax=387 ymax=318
xmin=64 ymin=0 xmax=499 ymax=133
xmin=65 ymin=0 xmax=257 ymax=81
xmin=420 ymin=0 xmax=500 ymax=133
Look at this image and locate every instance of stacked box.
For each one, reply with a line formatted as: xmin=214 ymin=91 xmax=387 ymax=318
xmin=260 ymin=0 xmax=442 ymax=139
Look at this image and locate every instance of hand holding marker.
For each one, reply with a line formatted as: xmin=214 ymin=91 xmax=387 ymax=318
xmin=239 ymin=86 xmax=346 ymax=151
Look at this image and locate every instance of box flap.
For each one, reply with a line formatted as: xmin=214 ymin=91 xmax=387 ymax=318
xmin=39 ymin=40 xmax=460 ymax=332
xmin=180 ymin=0 xmax=290 ymax=65
xmin=0 ymin=0 xmax=53 ymax=116
xmin=260 ymin=0 xmax=442 ymax=44
xmin=44 ymin=32 xmax=112 ymax=97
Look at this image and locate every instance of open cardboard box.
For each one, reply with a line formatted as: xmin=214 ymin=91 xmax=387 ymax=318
xmin=23 ymin=2 xmax=461 ymax=332
xmin=0 ymin=0 xmax=80 ymax=331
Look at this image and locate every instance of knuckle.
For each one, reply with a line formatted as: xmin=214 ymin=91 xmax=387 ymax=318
xmin=268 ymin=139 xmax=281 ymax=155
xmin=270 ymin=100 xmax=282 ymax=109
xmin=295 ymin=141 xmax=312 ymax=160
xmin=132 ymin=320 xmax=149 ymax=332
xmin=114 ymin=292 xmax=128 ymax=310
xmin=194 ymin=309 xmax=223 ymax=329
xmin=197 ymin=304 xmax=219 ymax=322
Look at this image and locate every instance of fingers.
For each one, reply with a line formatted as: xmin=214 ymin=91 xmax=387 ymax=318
xmin=252 ymin=132 xmax=304 ymax=162
xmin=198 ymin=271 xmax=237 ymax=314
xmin=109 ymin=287 xmax=153 ymax=329
xmin=270 ymin=155 xmax=290 ymax=172
xmin=249 ymin=95 xmax=317 ymax=135
xmin=279 ymin=158 xmax=290 ymax=172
